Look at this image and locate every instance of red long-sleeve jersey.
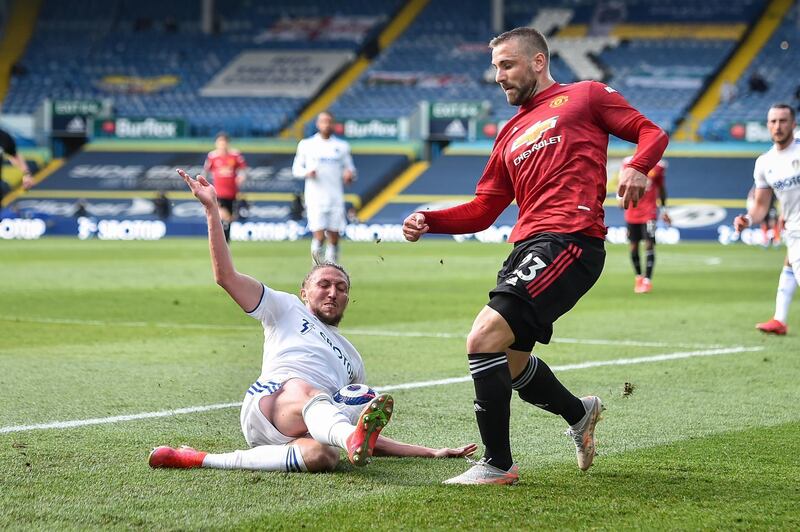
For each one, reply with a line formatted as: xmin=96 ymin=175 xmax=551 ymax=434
xmin=622 ymin=156 xmax=667 ymax=224
xmin=204 ymin=149 xmax=247 ymax=200
xmin=422 ymin=81 xmax=668 ymax=241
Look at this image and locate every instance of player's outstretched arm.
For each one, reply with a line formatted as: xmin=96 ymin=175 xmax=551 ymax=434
xmin=372 ymin=436 xmax=477 ymax=458
xmin=402 ymin=213 xmax=429 ymax=242
xmin=177 ymin=169 xmax=262 ymax=312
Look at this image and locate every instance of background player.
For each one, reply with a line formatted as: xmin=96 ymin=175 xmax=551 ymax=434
xmin=150 ymin=169 xmax=476 ymax=474
xmin=403 ymin=27 xmax=668 ymax=485
xmin=620 ymin=156 xmax=670 ymax=293
xmin=0 ymin=127 xmax=35 ymax=203
xmin=203 ymin=132 xmax=247 ymax=242
xmin=292 ymin=111 xmax=356 ymax=264
xmin=734 ymin=104 xmax=800 ymax=335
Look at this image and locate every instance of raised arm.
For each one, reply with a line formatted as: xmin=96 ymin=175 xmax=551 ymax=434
xmin=373 ymin=435 xmax=477 ymax=459
xmin=177 ymin=168 xmax=262 ymax=312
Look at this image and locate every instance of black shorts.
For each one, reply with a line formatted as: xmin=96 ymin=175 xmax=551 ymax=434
xmin=627 ymin=221 xmax=656 ymax=242
xmin=487 ymin=232 xmax=605 ymax=351
xmin=218 ymin=197 xmax=235 ymax=215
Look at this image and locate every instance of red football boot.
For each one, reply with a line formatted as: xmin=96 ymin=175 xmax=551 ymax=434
xmin=345 ymin=394 xmax=393 ymax=466
xmin=148 ymin=446 xmax=207 ymax=468
xmin=755 ymin=319 xmax=787 ymax=335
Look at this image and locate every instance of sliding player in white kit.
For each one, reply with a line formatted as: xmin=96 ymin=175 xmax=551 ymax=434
xmin=734 ymin=104 xmax=800 ymax=335
xmin=292 ymin=111 xmax=355 ymax=264
xmin=148 ymin=169 xmax=476 ymax=474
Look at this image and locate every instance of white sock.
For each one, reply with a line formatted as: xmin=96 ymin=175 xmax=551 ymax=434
xmin=311 ymin=240 xmax=323 ymax=264
xmin=201 ymin=444 xmax=306 ymax=472
xmin=774 ymin=266 xmax=797 ymax=323
xmin=302 ymin=394 xmax=353 ymax=450
xmin=325 ymin=244 xmax=338 ymax=263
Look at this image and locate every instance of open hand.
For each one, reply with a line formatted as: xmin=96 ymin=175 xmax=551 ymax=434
xmin=431 ymin=443 xmax=478 ymax=458
xmin=177 ymin=168 xmax=217 ymax=209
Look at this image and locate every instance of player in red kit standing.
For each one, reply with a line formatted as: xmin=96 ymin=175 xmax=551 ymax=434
xmin=204 ymin=132 xmax=247 ymax=242
xmin=403 ymin=27 xmax=668 ymax=484
xmin=620 ymin=156 xmax=670 ymax=293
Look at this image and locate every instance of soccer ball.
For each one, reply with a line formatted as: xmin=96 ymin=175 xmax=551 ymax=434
xmin=333 ymin=383 xmax=377 ymax=406
xmin=333 ymin=384 xmax=377 ymax=424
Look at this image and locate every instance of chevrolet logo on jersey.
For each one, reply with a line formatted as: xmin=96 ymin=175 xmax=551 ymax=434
xmin=511 ymin=117 xmax=559 ymax=152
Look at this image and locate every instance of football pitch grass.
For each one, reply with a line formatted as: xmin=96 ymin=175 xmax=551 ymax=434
xmin=1 ymin=238 xmax=798 ymax=530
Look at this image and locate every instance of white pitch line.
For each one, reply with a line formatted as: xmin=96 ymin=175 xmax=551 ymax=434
xmin=330 ymin=330 xmax=724 ymax=349
xmin=0 ymin=345 xmax=762 ymax=435
xmin=0 ymin=316 xmax=725 ymax=349
xmin=0 ymin=403 xmax=242 ymax=435
xmin=0 ymin=315 xmax=253 ymax=332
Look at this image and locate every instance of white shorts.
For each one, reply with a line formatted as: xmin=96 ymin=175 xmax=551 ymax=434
xmin=307 ymin=205 xmax=346 ymax=233
xmin=239 ymin=379 xmax=295 ymax=447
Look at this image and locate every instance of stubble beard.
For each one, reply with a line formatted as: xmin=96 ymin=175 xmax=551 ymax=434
xmin=507 ymin=76 xmax=538 ymax=107
xmin=315 ymin=307 xmax=343 ymax=327
xmin=773 ymin=129 xmax=793 ymax=148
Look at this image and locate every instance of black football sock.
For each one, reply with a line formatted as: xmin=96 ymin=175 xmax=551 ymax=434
xmin=222 ymin=220 xmax=231 ymax=242
xmin=630 ymin=249 xmax=642 ymax=275
xmin=511 ymin=355 xmax=585 ymax=426
xmin=645 ymin=248 xmax=655 ymax=279
xmin=468 ymin=352 xmax=513 ymax=471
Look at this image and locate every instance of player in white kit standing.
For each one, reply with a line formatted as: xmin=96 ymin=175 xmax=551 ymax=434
xmin=734 ymin=104 xmax=800 ymax=335
xmin=292 ymin=111 xmax=355 ymax=264
xmin=148 ymin=169 xmax=476 ymax=474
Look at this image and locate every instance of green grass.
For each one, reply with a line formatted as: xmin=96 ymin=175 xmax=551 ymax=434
xmin=1 ymin=239 xmax=798 ymax=530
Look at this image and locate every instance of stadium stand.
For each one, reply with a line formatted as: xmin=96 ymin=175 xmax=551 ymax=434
xmin=699 ymin=3 xmax=800 ymax=140
xmin=3 ymin=0 xmax=401 ymax=137
xmin=328 ymin=0 xmax=766 ymax=134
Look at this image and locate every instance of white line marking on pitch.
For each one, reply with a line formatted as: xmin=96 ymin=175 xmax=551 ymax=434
xmin=345 ymin=329 xmax=724 ymax=349
xmin=0 ymin=316 xmax=724 ymax=349
xmin=0 ymin=345 xmax=762 ymax=435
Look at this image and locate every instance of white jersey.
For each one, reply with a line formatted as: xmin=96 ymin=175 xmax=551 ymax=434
xmin=247 ymin=284 xmax=366 ymax=393
xmin=292 ymin=133 xmax=355 ymax=209
xmin=754 ymin=139 xmax=800 ymax=231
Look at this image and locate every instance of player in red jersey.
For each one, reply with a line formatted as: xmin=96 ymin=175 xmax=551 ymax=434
xmin=403 ymin=27 xmax=668 ymax=485
xmin=204 ymin=132 xmax=247 ymax=242
xmin=620 ymin=157 xmax=670 ymax=293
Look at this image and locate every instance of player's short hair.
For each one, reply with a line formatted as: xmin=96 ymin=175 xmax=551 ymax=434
xmin=769 ymin=103 xmax=796 ymax=121
xmin=302 ymin=262 xmax=351 ymax=291
xmin=489 ymin=27 xmax=550 ymax=61
xmin=317 ymin=111 xmax=334 ymax=121
xmin=215 ymin=131 xmax=229 ymax=141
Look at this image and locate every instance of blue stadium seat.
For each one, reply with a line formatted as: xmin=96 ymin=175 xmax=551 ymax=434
xmin=3 ymin=0 xmax=401 ymax=136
